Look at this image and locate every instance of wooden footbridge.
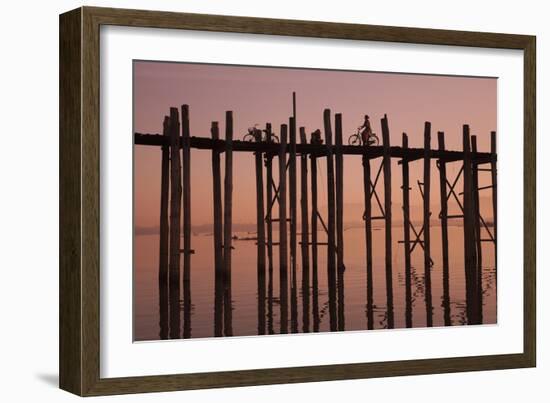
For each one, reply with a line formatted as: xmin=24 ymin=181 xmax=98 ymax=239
xmin=134 ymin=93 xmax=497 ymax=339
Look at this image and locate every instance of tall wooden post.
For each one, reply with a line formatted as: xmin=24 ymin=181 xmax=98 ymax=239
xmin=168 ymin=107 xmax=181 ymax=339
xmin=335 ymin=113 xmax=345 ymax=331
xmin=265 ymin=123 xmax=274 ymax=277
xmin=181 ymin=105 xmax=192 ymax=339
xmin=381 ymin=114 xmax=394 ymax=329
xmin=462 ymin=124 xmax=479 ymax=325
xmin=289 ymin=117 xmax=298 ymax=333
xmin=279 ymin=124 xmax=289 ymax=334
xmin=158 ymin=116 xmax=170 ymax=339
xmin=223 ymin=111 xmax=234 ymax=336
xmin=401 ymin=132 xmax=412 ymax=328
xmin=471 ymin=135 xmax=483 ymax=323
xmin=310 ymin=138 xmax=320 ymax=332
xmin=211 ymin=121 xmax=224 ymax=337
xmin=299 ymin=127 xmax=310 ymax=333
xmin=265 ymin=123 xmax=275 ymax=335
xmin=437 ymin=131 xmax=451 ymax=326
xmin=363 ymin=146 xmax=374 ymax=330
xmin=324 ymin=109 xmax=337 ymax=331
xmin=423 ymin=122 xmax=433 ymax=327
xmin=255 ymin=127 xmax=266 ymax=335
xmin=491 ymin=131 xmax=498 ymax=282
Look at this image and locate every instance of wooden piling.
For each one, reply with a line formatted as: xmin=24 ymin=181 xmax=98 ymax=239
xmin=491 ymin=131 xmax=498 ymax=282
xmin=437 ymin=131 xmax=451 ymax=326
xmin=168 ymin=107 xmax=181 ymax=339
xmin=265 ymin=124 xmax=274 ymax=278
xmin=223 ymin=111 xmax=234 ymax=336
xmin=381 ymin=114 xmax=394 ymax=329
xmin=462 ymin=125 xmax=479 ymax=325
xmin=255 ymin=125 xmax=266 ymax=335
xmin=423 ymin=122 xmax=433 ymax=327
xmin=471 ymin=135 xmax=483 ymax=323
xmin=335 ymin=113 xmax=345 ymax=331
xmin=324 ymin=109 xmax=337 ymax=331
xmin=300 ymin=127 xmax=310 ymax=333
xmin=181 ymin=105 xmax=192 ymax=339
xmin=289 ymin=117 xmax=298 ymax=333
xmin=401 ymin=133 xmax=412 ymax=328
xmin=362 ymin=152 xmax=374 ymax=330
xmin=310 ymin=139 xmax=320 ymax=332
xmin=158 ymin=116 xmax=170 ymax=339
xmin=279 ymin=124 xmax=289 ymax=334
xmin=181 ymin=105 xmax=192 ymax=278
xmin=211 ymin=121 xmax=224 ymax=337
xmin=361 ymin=131 xmax=374 ymax=331
xmin=265 ymin=123 xmax=275 ymax=335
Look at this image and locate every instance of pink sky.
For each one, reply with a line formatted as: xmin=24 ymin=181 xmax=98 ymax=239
xmin=133 ymin=61 xmax=496 ymax=228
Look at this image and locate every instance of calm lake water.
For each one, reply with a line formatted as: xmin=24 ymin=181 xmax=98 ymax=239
xmin=134 ymin=224 xmax=496 ymax=341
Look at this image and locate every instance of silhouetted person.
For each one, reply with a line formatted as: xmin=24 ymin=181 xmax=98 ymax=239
xmin=359 ymin=115 xmax=373 ymax=144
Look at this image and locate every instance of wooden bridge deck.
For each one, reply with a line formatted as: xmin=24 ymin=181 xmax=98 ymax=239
xmin=134 ymin=133 xmax=495 ymax=163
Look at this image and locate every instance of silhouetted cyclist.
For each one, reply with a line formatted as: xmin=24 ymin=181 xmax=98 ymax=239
xmin=359 ymin=115 xmax=373 ymax=145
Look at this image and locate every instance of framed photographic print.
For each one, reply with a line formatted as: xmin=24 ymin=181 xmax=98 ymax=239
xmin=59 ymin=6 xmax=536 ymax=396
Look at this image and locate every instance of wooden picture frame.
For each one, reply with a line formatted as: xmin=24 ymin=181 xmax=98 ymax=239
xmin=59 ymin=6 xmax=536 ymax=396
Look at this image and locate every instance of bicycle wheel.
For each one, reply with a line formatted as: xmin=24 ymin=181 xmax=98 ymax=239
xmin=270 ymin=134 xmax=280 ymax=143
xmin=369 ymin=134 xmax=380 ymax=146
xmin=348 ymin=134 xmax=361 ymax=146
xmin=243 ymin=133 xmax=255 ymax=142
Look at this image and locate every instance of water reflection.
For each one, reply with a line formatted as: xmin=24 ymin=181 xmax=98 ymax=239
xmin=136 ymin=226 xmax=496 ymax=341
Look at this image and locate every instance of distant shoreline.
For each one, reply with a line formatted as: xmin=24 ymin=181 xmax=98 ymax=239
xmin=135 ymin=220 xmax=493 ymax=236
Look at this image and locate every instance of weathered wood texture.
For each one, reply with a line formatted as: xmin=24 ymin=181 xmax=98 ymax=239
xmin=60 ymin=8 xmax=83 ymax=395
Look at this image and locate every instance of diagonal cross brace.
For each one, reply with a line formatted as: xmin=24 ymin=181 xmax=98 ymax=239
xmin=363 ymin=160 xmax=386 ymax=220
xmin=265 ymin=158 xmax=291 ymax=221
xmin=413 ymin=180 xmax=435 ymax=266
xmin=438 ymin=162 xmax=495 ymax=243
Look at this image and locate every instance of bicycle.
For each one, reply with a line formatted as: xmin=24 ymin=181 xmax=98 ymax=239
xmin=348 ymin=127 xmax=379 ymax=146
xmin=243 ymin=124 xmax=279 ymax=143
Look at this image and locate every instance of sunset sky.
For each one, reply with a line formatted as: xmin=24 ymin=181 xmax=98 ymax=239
xmin=133 ymin=61 xmax=496 ymax=230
